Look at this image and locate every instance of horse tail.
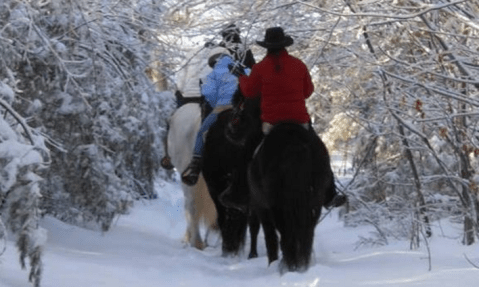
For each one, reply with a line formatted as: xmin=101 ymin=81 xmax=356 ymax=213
xmin=275 ymin=128 xmax=316 ymax=272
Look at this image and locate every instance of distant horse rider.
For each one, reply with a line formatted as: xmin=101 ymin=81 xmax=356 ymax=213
xmin=181 ymin=47 xmax=249 ymax=186
xmin=160 ymin=42 xmax=214 ymax=170
xmin=161 ymin=24 xmax=254 ymax=170
xmin=219 ymin=24 xmax=256 ymax=69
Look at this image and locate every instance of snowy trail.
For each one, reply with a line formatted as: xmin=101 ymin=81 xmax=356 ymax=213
xmin=1 ymin=179 xmax=478 ymax=287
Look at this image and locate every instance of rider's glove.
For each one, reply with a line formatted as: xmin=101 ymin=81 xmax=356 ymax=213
xmin=228 ymin=63 xmax=246 ymax=77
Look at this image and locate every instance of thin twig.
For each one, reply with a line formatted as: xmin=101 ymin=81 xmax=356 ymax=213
xmin=0 ymin=98 xmax=35 ymax=145
xmin=420 ymin=223 xmax=432 ymax=271
xmin=297 ymin=0 xmax=468 ymax=20
xmin=464 ymin=253 xmax=479 ymax=269
xmin=0 ymin=219 xmax=7 ymax=257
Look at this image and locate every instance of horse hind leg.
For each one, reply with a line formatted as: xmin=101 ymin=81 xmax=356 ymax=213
xmin=194 ymin=174 xmax=218 ymax=248
xmin=183 ymin=183 xmax=205 ymax=250
xmin=183 ymin=174 xmax=218 ymax=250
xmin=248 ymin=211 xmax=260 ymax=259
xmin=259 ymin=210 xmax=278 ymax=265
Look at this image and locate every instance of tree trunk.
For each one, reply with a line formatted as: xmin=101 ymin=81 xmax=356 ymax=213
xmin=397 ymin=124 xmax=432 ymax=239
xmin=457 ymin=99 xmax=476 ymax=245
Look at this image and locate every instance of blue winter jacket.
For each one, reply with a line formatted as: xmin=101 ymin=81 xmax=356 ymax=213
xmin=201 ymin=55 xmax=239 ymax=108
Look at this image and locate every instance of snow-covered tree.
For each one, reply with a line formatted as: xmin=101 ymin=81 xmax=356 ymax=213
xmin=1 ymin=0 xmax=178 ymax=285
xmin=165 ymin=0 xmax=479 ymax=245
xmin=1 ymin=81 xmax=48 ymax=286
xmin=1 ymin=0 xmax=176 ymax=233
xmin=2 ymin=0 xmax=478 ymax=285
xmin=313 ymin=0 xmax=479 ymax=245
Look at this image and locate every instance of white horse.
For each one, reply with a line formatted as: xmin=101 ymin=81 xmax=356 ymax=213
xmin=166 ymin=46 xmax=217 ymax=250
xmin=167 ymin=103 xmax=217 ymax=250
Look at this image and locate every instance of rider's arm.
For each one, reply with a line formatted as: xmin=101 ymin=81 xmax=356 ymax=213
xmin=239 ymin=65 xmax=261 ymax=99
xmin=303 ymin=64 xmax=314 ymax=99
xmin=201 ymin=70 xmax=219 ymax=107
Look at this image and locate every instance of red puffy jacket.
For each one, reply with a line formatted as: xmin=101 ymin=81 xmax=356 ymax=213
xmin=239 ymin=50 xmax=314 ymax=125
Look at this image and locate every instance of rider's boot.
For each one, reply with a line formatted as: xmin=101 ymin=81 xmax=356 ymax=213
xmin=160 ymin=155 xmax=175 ymax=170
xmin=181 ymin=156 xmax=202 ymax=186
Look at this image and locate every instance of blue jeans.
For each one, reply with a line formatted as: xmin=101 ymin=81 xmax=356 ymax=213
xmin=193 ymin=112 xmax=219 ymax=157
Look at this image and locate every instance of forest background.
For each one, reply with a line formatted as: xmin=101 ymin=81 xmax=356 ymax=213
xmin=0 ymin=1 xmax=478 ymax=286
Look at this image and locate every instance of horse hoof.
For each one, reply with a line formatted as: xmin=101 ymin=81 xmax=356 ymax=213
xmin=248 ymin=252 xmax=258 ymax=259
xmin=194 ymin=240 xmax=205 ymax=250
xmin=210 ymin=222 xmax=219 ymax=231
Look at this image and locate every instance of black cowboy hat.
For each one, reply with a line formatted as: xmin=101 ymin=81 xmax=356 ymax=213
xmin=256 ymin=27 xmax=293 ymax=49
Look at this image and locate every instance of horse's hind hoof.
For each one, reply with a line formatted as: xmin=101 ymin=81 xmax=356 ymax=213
xmin=194 ymin=240 xmax=205 ymax=250
xmin=248 ymin=251 xmax=258 ymax=259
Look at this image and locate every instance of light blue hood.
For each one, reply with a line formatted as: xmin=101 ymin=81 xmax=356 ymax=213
xmin=201 ymin=55 xmax=239 ymax=107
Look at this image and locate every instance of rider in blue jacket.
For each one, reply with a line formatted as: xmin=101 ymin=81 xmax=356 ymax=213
xmin=182 ymin=47 xmax=244 ymax=186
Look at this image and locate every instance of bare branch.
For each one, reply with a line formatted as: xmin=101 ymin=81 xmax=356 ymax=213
xmin=297 ymin=0 xmax=468 ymax=20
xmin=0 ymin=98 xmax=35 ymax=146
xmin=464 ymin=253 xmax=479 ymax=269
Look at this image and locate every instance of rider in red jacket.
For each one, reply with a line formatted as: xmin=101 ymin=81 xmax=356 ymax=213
xmin=239 ymin=38 xmax=314 ymax=127
xmin=229 ymin=27 xmax=346 ymax=209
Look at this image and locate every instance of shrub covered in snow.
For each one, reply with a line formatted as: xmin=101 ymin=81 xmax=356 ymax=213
xmin=1 ymin=0 xmax=176 ymax=232
xmin=1 ymin=91 xmax=49 ymax=286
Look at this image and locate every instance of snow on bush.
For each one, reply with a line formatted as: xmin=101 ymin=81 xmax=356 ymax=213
xmin=0 ymin=95 xmax=49 ymax=287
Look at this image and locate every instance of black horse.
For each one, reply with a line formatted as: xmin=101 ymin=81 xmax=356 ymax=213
xmin=203 ymin=86 xmax=338 ymax=269
xmin=247 ymin=122 xmax=336 ymax=273
xmin=201 ymin=89 xmax=263 ymax=257
xmin=247 ymin=123 xmax=332 ymax=272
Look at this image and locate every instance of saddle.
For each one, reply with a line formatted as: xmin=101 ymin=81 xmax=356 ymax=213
xmin=261 ymin=122 xmax=309 ymax=135
xmin=175 ymin=90 xmax=203 ymax=106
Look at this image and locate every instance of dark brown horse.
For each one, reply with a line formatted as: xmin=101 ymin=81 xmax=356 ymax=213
xmin=201 ymin=89 xmax=262 ymax=257
xmin=248 ymin=122 xmax=337 ymax=273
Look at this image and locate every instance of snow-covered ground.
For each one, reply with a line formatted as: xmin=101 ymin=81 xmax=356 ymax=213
xmin=1 ymin=173 xmax=478 ymax=287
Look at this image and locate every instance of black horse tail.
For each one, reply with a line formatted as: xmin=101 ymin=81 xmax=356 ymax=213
xmin=274 ymin=127 xmax=315 ymax=273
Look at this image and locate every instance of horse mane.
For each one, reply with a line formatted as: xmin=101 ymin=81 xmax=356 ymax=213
xmin=231 ymin=88 xmax=244 ymax=108
xmin=225 ymin=89 xmax=261 ymax=148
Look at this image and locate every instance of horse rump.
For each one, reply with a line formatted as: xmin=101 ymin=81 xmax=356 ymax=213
xmin=249 ymin=123 xmax=322 ymax=273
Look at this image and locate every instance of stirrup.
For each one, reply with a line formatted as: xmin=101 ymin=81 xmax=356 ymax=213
xmin=182 ymin=171 xmax=200 ymax=186
xmin=181 ymin=157 xmax=202 ymax=186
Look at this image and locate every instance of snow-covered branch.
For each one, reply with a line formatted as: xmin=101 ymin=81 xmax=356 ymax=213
xmin=297 ymin=0 xmax=468 ymax=20
xmin=0 ymin=98 xmax=35 ymax=145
